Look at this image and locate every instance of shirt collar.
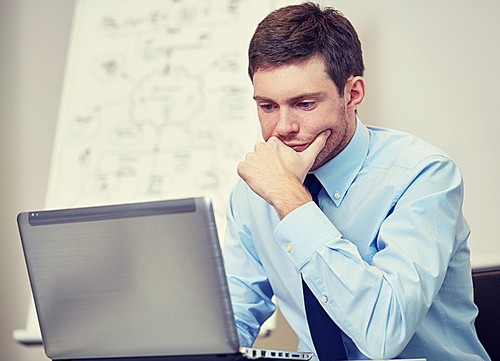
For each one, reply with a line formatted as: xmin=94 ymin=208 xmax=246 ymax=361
xmin=311 ymin=117 xmax=369 ymax=207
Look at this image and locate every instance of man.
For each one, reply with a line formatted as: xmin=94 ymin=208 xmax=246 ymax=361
xmin=223 ymin=2 xmax=490 ymax=360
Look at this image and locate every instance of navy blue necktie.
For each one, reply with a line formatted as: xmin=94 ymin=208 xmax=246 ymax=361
xmin=302 ymin=174 xmax=347 ymax=360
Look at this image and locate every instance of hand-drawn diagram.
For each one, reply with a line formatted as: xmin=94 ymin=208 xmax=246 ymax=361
xmin=46 ymin=0 xmax=280 ymax=233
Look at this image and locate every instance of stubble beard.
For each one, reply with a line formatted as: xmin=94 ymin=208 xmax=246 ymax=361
xmin=309 ymin=105 xmax=352 ymax=171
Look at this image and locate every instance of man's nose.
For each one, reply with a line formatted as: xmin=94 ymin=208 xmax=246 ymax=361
xmin=275 ymin=108 xmax=299 ymax=137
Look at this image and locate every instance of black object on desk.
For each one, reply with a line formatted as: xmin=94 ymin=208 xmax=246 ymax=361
xmin=472 ymin=266 xmax=500 ymax=360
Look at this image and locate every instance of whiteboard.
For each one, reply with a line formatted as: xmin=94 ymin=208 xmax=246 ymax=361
xmin=45 ymin=0 xmax=279 ymax=229
xmin=15 ymin=0 xmax=286 ymax=345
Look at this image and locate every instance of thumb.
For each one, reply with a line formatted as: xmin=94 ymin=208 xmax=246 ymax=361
xmin=300 ymin=129 xmax=331 ymax=165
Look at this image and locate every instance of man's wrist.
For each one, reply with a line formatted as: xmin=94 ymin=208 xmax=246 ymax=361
xmin=270 ymin=184 xmax=312 ymax=219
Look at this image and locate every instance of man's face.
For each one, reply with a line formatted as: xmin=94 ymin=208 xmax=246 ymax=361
xmin=252 ymin=55 xmax=357 ymax=170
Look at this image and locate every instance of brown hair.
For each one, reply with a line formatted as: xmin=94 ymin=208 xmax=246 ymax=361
xmin=248 ymin=2 xmax=364 ymax=96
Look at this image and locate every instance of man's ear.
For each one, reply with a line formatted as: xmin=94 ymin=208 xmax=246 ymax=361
xmin=344 ymin=76 xmax=366 ymax=114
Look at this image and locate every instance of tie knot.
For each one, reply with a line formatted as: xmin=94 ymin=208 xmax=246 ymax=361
xmin=304 ymin=174 xmax=322 ymax=204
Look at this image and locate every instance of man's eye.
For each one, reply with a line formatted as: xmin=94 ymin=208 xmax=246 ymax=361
xmin=298 ymin=101 xmax=314 ymax=108
xmin=260 ymin=104 xmax=274 ymax=111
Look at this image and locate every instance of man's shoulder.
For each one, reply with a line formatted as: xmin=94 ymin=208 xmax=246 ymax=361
xmin=365 ymin=125 xmax=454 ymax=171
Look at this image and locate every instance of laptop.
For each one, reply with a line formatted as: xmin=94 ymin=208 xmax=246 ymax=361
xmin=17 ymin=197 xmax=314 ymax=361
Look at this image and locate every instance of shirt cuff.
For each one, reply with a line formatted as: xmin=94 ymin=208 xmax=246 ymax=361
xmin=273 ymin=201 xmax=342 ymax=269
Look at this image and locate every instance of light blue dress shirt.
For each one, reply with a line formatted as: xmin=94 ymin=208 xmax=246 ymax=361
xmin=223 ymin=119 xmax=490 ymax=360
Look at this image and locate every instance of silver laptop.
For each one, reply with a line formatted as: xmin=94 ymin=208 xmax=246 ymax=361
xmin=18 ymin=197 xmax=313 ymax=361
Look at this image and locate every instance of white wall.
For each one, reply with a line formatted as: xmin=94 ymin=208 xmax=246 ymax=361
xmin=1 ymin=1 xmax=499 ymax=359
xmin=0 ymin=1 xmax=74 ymax=360
xmin=336 ymin=0 xmax=500 ymax=268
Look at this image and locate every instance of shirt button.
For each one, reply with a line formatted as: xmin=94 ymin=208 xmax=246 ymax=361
xmin=321 ymin=296 xmax=328 ymax=303
xmin=286 ymin=244 xmax=293 ymax=252
xmin=334 ymin=192 xmax=340 ymax=200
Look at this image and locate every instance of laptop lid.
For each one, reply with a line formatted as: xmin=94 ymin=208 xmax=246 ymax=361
xmin=18 ymin=197 xmax=240 ymax=360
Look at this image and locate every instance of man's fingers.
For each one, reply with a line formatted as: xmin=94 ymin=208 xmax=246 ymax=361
xmin=301 ymin=129 xmax=331 ymax=164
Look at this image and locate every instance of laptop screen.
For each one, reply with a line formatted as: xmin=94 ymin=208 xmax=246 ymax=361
xmin=18 ymin=197 xmax=239 ymax=360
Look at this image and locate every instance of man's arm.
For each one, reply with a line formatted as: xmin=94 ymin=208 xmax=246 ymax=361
xmin=274 ymin=155 xmax=470 ymax=359
xmin=225 ymin=130 xmax=329 ymax=345
xmin=223 ymin=182 xmax=277 ymax=347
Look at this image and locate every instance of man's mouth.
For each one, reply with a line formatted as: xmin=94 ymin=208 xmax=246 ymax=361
xmin=286 ymin=143 xmax=309 ymax=152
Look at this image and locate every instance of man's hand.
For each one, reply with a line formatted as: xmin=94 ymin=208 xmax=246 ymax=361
xmin=237 ymin=130 xmax=330 ymax=218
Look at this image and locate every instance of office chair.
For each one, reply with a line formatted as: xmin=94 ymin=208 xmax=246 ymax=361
xmin=472 ymin=266 xmax=500 ymax=360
